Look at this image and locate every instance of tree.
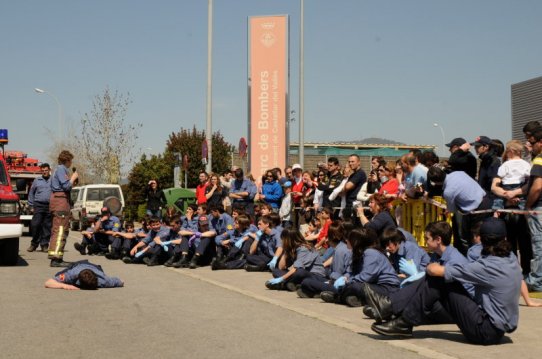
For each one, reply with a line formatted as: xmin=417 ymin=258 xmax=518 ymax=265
xmin=75 ymin=87 xmax=142 ymax=184
xmin=124 ymin=153 xmax=172 ymax=220
xmin=44 ymin=122 xmax=92 ymax=184
xmin=166 ymin=126 xmax=234 ymax=188
xmin=122 ymin=126 xmax=234 ymax=220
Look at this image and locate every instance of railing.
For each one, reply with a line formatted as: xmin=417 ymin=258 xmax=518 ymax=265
xmin=391 ymin=196 xmax=450 ymax=247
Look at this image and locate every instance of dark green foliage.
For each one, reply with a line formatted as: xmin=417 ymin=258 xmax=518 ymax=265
xmin=123 ymin=126 xmax=233 ymax=221
xmin=166 ymin=126 xmax=234 ymax=187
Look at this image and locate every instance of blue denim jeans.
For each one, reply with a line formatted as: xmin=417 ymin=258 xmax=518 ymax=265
xmin=526 ymin=209 xmax=542 ymax=291
xmin=146 ymin=209 xmax=162 ymax=220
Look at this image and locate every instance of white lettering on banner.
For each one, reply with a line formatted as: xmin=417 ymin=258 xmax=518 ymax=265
xmin=258 ymin=71 xmax=269 ymax=129
xmin=258 ymin=70 xmax=271 ymax=172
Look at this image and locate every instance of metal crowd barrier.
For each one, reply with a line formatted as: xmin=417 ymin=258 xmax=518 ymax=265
xmin=391 ymin=196 xmax=450 ymax=247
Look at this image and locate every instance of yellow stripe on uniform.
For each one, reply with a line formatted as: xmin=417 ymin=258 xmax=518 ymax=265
xmin=54 ymin=225 xmax=64 ymax=256
xmin=532 ymin=157 xmax=542 ymax=166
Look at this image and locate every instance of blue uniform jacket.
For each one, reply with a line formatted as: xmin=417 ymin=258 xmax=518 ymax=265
xmin=391 ymin=240 xmax=431 ymax=273
xmin=210 ymin=213 xmax=234 ymax=237
xmin=54 ymin=260 xmax=123 ymax=288
xmin=50 ymin=164 xmax=72 ymax=193
xmin=467 ymin=243 xmax=483 ymax=262
xmin=231 ymin=178 xmax=255 ymax=205
xmin=216 ymin=229 xmax=251 ymax=245
xmin=258 ymin=228 xmax=282 ymax=257
xmin=28 ymin=176 xmax=52 ymax=206
xmin=350 ymin=248 xmax=400 ymax=287
xmin=100 ymin=216 xmax=121 ymax=232
xmin=444 ymin=253 xmax=522 ymax=333
xmin=431 ymin=245 xmax=474 ymax=297
xmin=142 ymin=225 xmax=171 ymax=245
xmin=293 ymin=247 xmax=326 ymax=277
xmin=443 ymin=171 xmax=486 ymax=212
xmin=328 ymin=241 xmax=352 ymax=281
xmin=181 ymin=215 xmax=199 ymax=232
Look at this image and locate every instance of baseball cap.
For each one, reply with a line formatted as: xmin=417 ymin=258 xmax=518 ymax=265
xmin=198 ymin=215 xmax=209 ymax=226
xmin=101 ymin=207 xmax=111 ymax=215
xmin=292 ymin=163 xmax=302 ymax=171
xmin=480 ymin=217 xmax=507 ymax=238
xmin=283 ymin=181 xmax=292 ymax=188
xmin=445 ymin=137 xmax=467 ymax=148
xmin=471 ymin=136 xmax=492 ymax=147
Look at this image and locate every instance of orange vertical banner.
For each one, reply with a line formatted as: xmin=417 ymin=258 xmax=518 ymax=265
xmin=248 ymin=15 xmax=289 ymax=180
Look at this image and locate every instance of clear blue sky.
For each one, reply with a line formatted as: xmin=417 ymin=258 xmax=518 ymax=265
xmin=1 ymin=0 xmax=541 ymax=162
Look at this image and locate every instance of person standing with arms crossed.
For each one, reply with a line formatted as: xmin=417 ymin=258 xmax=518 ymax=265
xmin=48 ymin=150 xmax=78 ymax=267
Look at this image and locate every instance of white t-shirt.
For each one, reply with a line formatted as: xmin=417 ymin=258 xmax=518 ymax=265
xmin=497 ymin=159 xmax=531 ymax=185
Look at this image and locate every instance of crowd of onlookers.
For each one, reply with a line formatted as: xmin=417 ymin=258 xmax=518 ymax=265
xmin=64 ymin=120 xmax=542 ymax=344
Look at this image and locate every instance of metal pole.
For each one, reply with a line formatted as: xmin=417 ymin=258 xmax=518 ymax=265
xmin=433 ymin=123 xmax=446 ymax=156
xmin=205 ymin=0 xmax=213 ymax=173
xmin=299 ymin=0 xmax=305 ymax=168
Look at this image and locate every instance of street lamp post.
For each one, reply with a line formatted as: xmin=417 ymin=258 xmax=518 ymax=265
xmin=34 ymin=88 xmax=63 ymax=140
xmin=433 ymin=123 xmax=446 ymax=157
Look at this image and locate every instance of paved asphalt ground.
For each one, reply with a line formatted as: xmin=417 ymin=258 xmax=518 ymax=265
xmin=1 ymin=231 xmax=541 ymax=359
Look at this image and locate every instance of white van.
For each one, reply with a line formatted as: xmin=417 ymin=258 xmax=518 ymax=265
xmin=70 ymin=184 xmax=125 ymax=230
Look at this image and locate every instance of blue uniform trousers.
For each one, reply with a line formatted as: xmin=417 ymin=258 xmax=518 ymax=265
xmin=300 ymin=276 xmax=332 ymax=295
xmin=341 ymin=282 xmax=398 ymax=305
xmin=401 ymin=276 xmax=504 ymax=345
xmin=389 ymin=277 xmax=454 ymax=324
xmin=271 ymin=268 xmax=324 ymax=285
xmin=30 ymin=202 xmax=51 ymax=247
xmin=246 ymin=252 xmax=272 ymax=267
xmin=94 ymin=232 xmax=115 ymax=253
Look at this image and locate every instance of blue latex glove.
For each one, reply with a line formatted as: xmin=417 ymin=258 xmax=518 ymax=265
xmin=267 ymin=256 xmax=279 ymax=269
xmin=333 ymin=276 xmax=346 ymax=289
xmin=135 ymin=249 xmax=146 ymax=258
xmin=161 ymin=241 xmax=171 ymax=252
xmin=255 ymin=230 xmax=263 ymax=241
xmin=267 ymin=277 xmax=284 ymax=285
xmin=399 ymin=258 xmax=418 ymax=277
xmin=400 ymin=271 xmax=425 ymax=288
xmin=234 ymin=240 xmax=244 ymax=249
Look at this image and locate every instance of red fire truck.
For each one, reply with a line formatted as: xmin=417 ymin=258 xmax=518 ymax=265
xmin=0 ymin=129 xmax=24 ymax=266
xmin=4 ymin=150 xmax=42 ymax=231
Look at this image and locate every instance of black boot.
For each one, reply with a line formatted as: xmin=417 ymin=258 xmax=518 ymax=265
xmin=50 ymin=258 xmax=71 ymax=268
xmin=164 ymin=254 xmax=180 ymax=267
xmin=297 ymin=287 xmax=318 ymax=299
xmin=320 ymin=291 xmax=340 ymax=303
xmin=244 ymin=263 xmax=267 ymax=272
xmin=172 ymin=255 xmax=189 ymax=268
xmin=146 ymin=253 xmax=160 ymax=266
xmin=371 ymin=316 xmax=413 ymax=337
xmin=363 ymin=305 xmax=377 ymax=319
xmin=344 ymin=295 xmax=363 ymax=307
xmin=105 ymin=250 xmax=120 ymax=260
xmin=362 ymin=283 xmax=393 ymax=322
xmin=189 ymin=255 xmax=200 ymax=269
xmin=211 ymin=258 xmax=227 ymax=270
xmin=74 ymin=242 xmax=86 ymax=255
